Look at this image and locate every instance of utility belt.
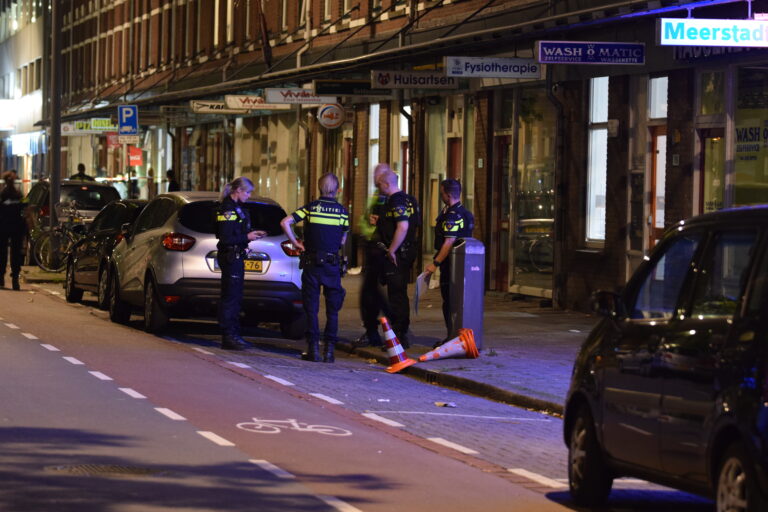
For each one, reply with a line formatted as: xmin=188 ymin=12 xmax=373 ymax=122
xmin=376 ymin=240 xmax=415 ymax=258
xmin=301 ymin=251 xmax=349 ymax=276
xmin=218 ymin=245 xmax=247 ymax=259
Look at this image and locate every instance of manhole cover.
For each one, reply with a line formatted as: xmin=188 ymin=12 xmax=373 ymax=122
xmin=45 ymin=464 xmax=168 ymax=477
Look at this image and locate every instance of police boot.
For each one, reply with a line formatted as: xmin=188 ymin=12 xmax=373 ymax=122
xmin=302 ymin=340 xmax=321 ymax=362
xmin=11 ymin=275 xmax=19 ymax=291
xmin=323 ymin=341 xmax=335 ymax=363
xmin=221 ymin=334 xmax=249 ymax=351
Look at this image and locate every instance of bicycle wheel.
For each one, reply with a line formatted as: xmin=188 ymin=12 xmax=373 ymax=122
xmin=306 ymin=424 xmax=353 ymax=436
xmin=236 ymin=422 xmax=281 ymax=434
xmin=34 ymin=230 xmax=73 ymax=272
xmin=529 ymin=236 xmax=554 ymax=273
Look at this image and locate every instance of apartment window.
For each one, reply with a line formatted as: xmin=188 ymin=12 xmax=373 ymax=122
xmin=282 ymin=0 xmax=288 ymax=31
xmin=369 ymin=103 xmax=380 ymax=196
xmin=586 ymin=76 xmax=609 ymax=243
xmin=324 ymin=0 xmax=333 ymax=21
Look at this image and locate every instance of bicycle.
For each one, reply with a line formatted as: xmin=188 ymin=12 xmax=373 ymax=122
xmin=236 ymin=417 xmax=352 ymax=436
xmin=33 ymin=201 xmax=86 ymax=272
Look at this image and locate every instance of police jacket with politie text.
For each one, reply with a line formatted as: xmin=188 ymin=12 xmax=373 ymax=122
xmin=434 ymin=202 xmax=474 ymax=252
xmin=215 ymin=196 xmax=251 ymax=252
xmin=377 ymin=191 xmax=420 ymax=249
xmin=291 ymin=198 xmax=349 ymax=255
xmin=0 ymin=186 xmax=25 ymax=235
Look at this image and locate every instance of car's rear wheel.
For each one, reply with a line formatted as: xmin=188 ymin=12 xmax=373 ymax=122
xmin=143 ymin=278 xmax=168 ymax=333
xmin=280 ymin=315 xmax=306 ymax=340
xmin=109 ymin=270 xmax=131 ymax=324
xmin=568 ymin=405 xmax=613 ymax=506
xmin=97 ymin=266 xmax=110 ymax=310
xmin=64 ymin=259 xmax=83 ymax=303
xmin=717 ymin=442 xmax=766 ymax=512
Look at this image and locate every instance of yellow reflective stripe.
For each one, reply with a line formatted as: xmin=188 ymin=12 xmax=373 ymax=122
xmin=217 ymin=214 xmax=239 ymax=221
xmin=310 ymin=216 xmax=346 ymax=226
xmin=295 ymin=208 xmax=308 ymax=219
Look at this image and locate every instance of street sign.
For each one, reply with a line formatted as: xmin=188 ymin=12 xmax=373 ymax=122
xmin=118 ymin=135 xmax=140 ymax=144
xmin=118 ymin=105 xmax=139 ymax=135
xmin=370 ymin=70 xmax=457 ymax=89
xmin=537 ymin=41 xmax=645 ymax=65
xmin=659 ymin=18 xmax=768 ymax=47
xmin=312 ymin=79 xmax=392 ymax=97
xmin=444 ymin=56 xmax=541 ymax=79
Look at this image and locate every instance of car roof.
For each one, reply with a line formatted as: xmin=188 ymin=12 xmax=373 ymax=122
xmin=677 ymin=204 xmax=768 ymax=230
xmin=162 ymin=191 xmax=280 ymax=207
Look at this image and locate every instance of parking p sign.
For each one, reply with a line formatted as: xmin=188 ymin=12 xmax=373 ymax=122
xmin=118 ymin=105 xmax=138 ymax=136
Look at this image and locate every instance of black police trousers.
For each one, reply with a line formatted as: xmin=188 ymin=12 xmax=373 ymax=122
xmin=364 ymin=251 xmax=413 ymax=345
xmin=0 ymin=231 xmax=23 ymax=278
xmin=218 ymin=251 xmax=244 ymax=337
xmin=302 ymin=263 xmax=345 ymax=344
xmin=359 ymin=247 xmax=393 ymax=344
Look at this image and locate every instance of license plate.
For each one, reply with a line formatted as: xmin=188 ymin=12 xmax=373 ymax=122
xmin=244 ymin=260 xmax=263 ymax=272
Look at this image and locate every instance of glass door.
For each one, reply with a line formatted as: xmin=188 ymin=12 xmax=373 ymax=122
xmin=649 ymin=126 xmax=667 ymax=249
xmin=699 ymin=128 xmax=725 ymax=214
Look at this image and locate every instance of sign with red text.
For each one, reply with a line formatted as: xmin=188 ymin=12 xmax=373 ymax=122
xmin=128 ymin=145 xmax=143 ymax=166
xmin=264 ymin=88 xmax=337 ymax=104
xmin=224 ymin=95 xmax=291 ymax=110
xmin=317 ymin=104 xmax=345 ymax=129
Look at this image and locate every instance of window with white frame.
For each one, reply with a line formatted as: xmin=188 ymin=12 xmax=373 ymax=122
xmin=586 ymin=76 xmax=609 ymax=243
xmin=369 ymin=103 xmax=380 ymax=196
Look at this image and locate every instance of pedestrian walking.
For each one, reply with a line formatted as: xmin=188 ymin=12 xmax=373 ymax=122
xmin=69 ymin=163 xmax=95 ymax=181
xmin=281 ymin=173 xmax=349 ymax=362
xmin=0 ymin=171 xmax=26 ymax=290
xmin=374 ymin=169 xmax=420 ymax=348
xmin=355 ymin=162 xmax=394 ymax=347
xmin=216 ymin=177 xmax=266 ymax=350
xmin=167 ymin=169 xmax=180 ymax=192
xmin=423 ymin=179 xmax=474 ymax=345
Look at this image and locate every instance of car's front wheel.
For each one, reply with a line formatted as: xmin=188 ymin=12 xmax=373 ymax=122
xmin=717 ymin=442 xmax=766 ymax=512
xmin=143 ymin=278 xmax=168 ymax=333
xmin=280 ymin=315 xmax=306 ymax=340
xmin=109 ymin=270 xmax=131 ymax=324
xmin=568 ymin=405 xmax=613 ymax=506
xmin=64 ymin=259 xmax=83 ymax=303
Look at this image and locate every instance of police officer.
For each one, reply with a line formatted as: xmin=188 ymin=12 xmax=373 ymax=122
xmin=281 ymin=173 xmax=349 ymax=363
xmin=216 ymin=177 xmax=266 ymax=350
xmin=0 ymin=171 xmax=25 ymax=290
xmin=375 ymin=169 xmax=420 ymax=348
xmin=423 ymin=179 xmax=474 ymax=345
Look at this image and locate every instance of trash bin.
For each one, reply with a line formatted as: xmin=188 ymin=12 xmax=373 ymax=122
xmin=448 ymin=237 xmax=485 ymax=350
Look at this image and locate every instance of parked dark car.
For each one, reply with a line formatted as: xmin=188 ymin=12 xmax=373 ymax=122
xmin=64 ymin=199 xmax=147 ymax=309
xmin=565 ymin=205 xmax=768 ymax=511
xmin=24 ymin=180 xmax=122 ymax=232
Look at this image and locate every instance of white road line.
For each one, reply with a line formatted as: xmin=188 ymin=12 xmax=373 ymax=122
xmin=249 ymin=459 xmax=295 ymax=479
xmin=63 ymin=356 xmax=84 ymax=365
xmin=154 ymin=408 xmax=187 ymax=421
xmin=21 ymin=332 xmax=38 ymax=339
xmin=361 ymin=413 xmax=405 ymax=428
xmin=366 ymin=410 xmax=551 ymax=421
xmin=264 ymin=375 xmax=295 ymax=386
xmin=192 ymin=347 xmax=215 ymax=355
xmin=4 ymin=323 xmax=19 ymax=329
xmin=197 ymin=431 xmax=235 ymax=447
xmin=427 ymin=437 xmax=479 ymax=455
xmin=317 ymin=495 xmax=363 ymax=512
xmin=227 ymin=361 xmax=251 ymax=369
xmin=89 ymin=371 xmax=113 ymax=381
xmin=508 ymin=468 xmax=567 ymax=488
xmin=119 ymin=388 xmax=146 ymax=399
xmin=310 ymin=393 xmax=344 ymax=405
xmin=49 ymin=291 xmax=61 ymax=295
xmin=41 ymin=344 xmax=60 ymax=351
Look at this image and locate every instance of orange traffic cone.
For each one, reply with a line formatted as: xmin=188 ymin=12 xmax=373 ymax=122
xmin=419 ymin=328 xmax=479 ymax=362
xmin=380 ymin=317 xmax=417 ymax=373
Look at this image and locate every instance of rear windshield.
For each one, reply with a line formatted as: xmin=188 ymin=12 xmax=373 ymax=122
xmin=179 ymin=200 xmax=286 ymax=236
xmin=62 ymin=185 xmax=121 ymax=210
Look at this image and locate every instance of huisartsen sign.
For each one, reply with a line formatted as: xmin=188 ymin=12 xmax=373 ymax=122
xmin=537 ymin=41 xmax=645 ymax=65
xmin=659 ymin=18 xmax=768 ymax=47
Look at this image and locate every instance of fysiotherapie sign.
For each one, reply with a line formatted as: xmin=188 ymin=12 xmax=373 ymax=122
xmin=659 ymin=18 xmax=768 ymax=47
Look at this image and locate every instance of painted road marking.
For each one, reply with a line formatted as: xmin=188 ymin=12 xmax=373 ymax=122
xmin=310 ymin=393 xmax=344 ymax=405
xmin=119 ymin=388 xmax=146 ymax=399
xmin=361 ymin=413 xmax=405 ymax=428
xmin=264 ymin=375 xmax=295 ymax=386
xmin=197 ymin=431 xmax=235 ymax=447
xmin=89 ymin=371 xmax=113 ymax=381
xmin=63 ymin=356 xmax=84 ymax=365
xmin=317 ymin=495 xmax=363 ymax=512
xmin=367 ymin=410 xmax=551 ymax=421
xmin=249 ymin=459 xmax=295 ymax=479
xmin=227 ymin=361 xmax=251 ymax=369
xmin=155 ymin=408 xmax=186 ymax=421
xmin=428 ymin=437 xmax=479 ymax=455
xmin=41 ymin=344 xmax=60 ymax=351
xmin=21 ymin=332 xmax=38 ymax=339
xmin=192 ymin=347 xmax=215 ymax=355
xmin=508 ymin=468 xmax=566 ymax=488
xmin=49 ymin=291 xmax=61 ymax=296
xmin=4 ymin=323 xmax=19 ymax=329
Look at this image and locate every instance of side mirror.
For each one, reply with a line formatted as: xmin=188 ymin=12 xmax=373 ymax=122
xmin=591 ymin=290 xmax=626 ymax=318
xmin=120 ymin=222 xmax=132 ymax=240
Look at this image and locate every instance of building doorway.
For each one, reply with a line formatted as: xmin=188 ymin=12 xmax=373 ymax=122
xmin=649 ymin=126 xmax=667 ymax=249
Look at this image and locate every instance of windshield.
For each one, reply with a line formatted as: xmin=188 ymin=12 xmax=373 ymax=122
xmin=179 ymin=200 xmax=286 ymax=236
xmin=62 ymin=185 xmax=121 ymax=210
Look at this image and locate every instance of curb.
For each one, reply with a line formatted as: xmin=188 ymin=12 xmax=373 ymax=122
xmin=336 ymin=341 xmax=564 ymax=417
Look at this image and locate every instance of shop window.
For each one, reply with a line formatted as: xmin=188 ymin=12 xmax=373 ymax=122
xmin=368 ymin=103 xmax=380 ymax=196
xmin=699 ymin=71 xmax=724 ymax=115
xmin=649 ymin=76 xmax=668 ymax=119
xmin=586 ymin=76 xmax=608 ymax=243
xmin=735 ymin=67 xmax=768 ymax=206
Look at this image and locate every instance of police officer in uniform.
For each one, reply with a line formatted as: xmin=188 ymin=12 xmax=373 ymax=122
xmin=0 ymin=171 xmax=25 ymax=290
xmin=281 ymin=173 xmax=349 ymax=363
xmin=423 ymin=179 xmax=474 ymax=345
xmin=375 ymin=169 xmax=419 ymax=348
xmin=216 ymin=177 xmax=266 ymax=350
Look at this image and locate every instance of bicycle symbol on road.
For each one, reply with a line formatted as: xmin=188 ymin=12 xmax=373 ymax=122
xmin=236 ymin=418 xmax=352 ymax=436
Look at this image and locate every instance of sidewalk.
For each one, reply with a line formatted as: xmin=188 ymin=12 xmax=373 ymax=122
xmin=19 ymin=265 xmax=597 ymax=416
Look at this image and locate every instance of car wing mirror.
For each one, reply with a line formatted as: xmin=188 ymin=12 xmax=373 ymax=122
xmin=120 ymin=222 xmax=132 ymax=240
xmin=591 ymin=290 xmax=626 ymax=319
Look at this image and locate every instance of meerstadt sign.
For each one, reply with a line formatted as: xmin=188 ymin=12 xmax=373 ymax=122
xmin=659 ymin=18 xmax=768 ymax=47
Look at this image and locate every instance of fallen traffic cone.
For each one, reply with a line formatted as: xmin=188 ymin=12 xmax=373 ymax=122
xmin=380 ymin=317 xmax=417 ymax=373
xmin=419 ymin=328 xmax=479 ymax=362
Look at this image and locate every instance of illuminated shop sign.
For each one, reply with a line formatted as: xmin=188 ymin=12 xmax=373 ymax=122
xmin=370 ymin=70 xmax=458 ymax=89
xmin=444 ymin=56 xmax=541 ymax=79
xmin=659 ymin=18 xmax=768 ymax=47
xmin=537 ymin=41 xmax=645 ymax=65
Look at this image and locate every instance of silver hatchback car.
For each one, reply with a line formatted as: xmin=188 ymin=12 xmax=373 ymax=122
xmin=108 ymin=191 xmax=305 ymax=337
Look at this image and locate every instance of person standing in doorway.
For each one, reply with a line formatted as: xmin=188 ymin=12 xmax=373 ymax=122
xmin=216 ymin=177 xmax=266 ymax=350
xmin=0 ymin=171 xmax=26 ymax=290
xmin=281 ymin=173 xmax=349 ymax=363
xmin=423 ymin=179 xmax=474 ymax=346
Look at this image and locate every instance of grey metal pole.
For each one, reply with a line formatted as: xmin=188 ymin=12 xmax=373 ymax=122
xmin=49 ymin=0 xmax=62 ymax=234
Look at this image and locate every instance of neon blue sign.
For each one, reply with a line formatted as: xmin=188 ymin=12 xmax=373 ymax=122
xmin=659 ymin=18 xmax=768 ymax=47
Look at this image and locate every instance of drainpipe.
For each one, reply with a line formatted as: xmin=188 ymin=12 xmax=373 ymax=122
xmin=296 ymin=0 xmax=311 ymax=68
xmin=398 ymin=90 xmax=413 ymax=193
xmin=546 ymin=65 xmax=566 ymax=309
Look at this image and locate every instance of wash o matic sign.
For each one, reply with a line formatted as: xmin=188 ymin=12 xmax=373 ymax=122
xmin=537 ymin=41 xmax=645 ymax=65
xmin=659 ymin=18 xmax=768 ymax=47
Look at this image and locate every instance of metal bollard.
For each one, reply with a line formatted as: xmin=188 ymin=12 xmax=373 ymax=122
xmin=448 ymin=237 xmax=485 ymax=350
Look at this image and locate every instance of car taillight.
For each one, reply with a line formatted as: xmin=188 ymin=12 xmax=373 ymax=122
xmin=281 ymin=240 xmax=302 ymax=257
xmin=162 ymin=232 xmax=195 ymax=251
xmin=41 ymin=204 xmax=49 ymax=217
xmin=114 ymin=233 xmax=125 ymax=244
